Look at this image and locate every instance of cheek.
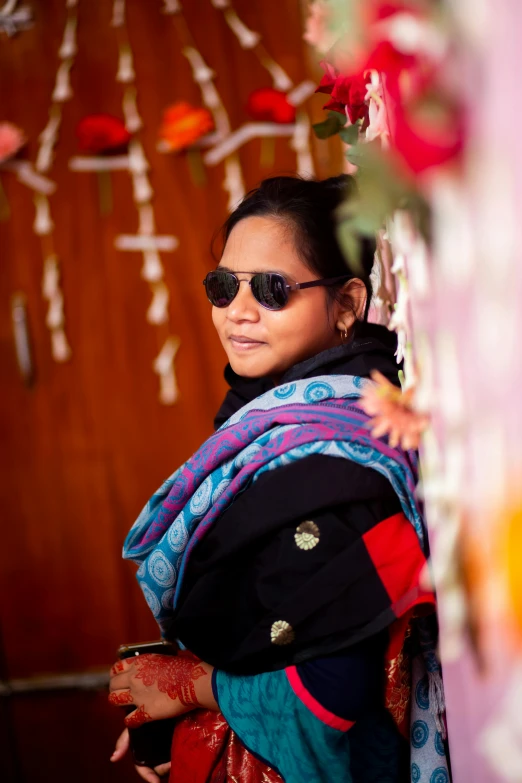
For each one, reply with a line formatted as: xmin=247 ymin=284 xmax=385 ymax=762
xmin=211 ymin=307 xmax=225 ymax=338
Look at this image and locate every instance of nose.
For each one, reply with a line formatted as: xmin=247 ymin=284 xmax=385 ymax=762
xmin=226 ymin=279 xmax=260 ymax=322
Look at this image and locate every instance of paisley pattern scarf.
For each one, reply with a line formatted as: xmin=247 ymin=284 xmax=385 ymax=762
xmin=124 ymin=374 xmax=448 ymax=782
xmin=123 ymin=375 xmax=424 ymax=631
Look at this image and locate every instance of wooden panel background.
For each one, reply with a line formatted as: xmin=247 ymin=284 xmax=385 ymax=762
xmin=0 ymin=1 xmax=340 ymax=779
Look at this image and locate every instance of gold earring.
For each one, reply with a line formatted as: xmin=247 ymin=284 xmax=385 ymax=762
xmin=340 ymin=327 xmax=349 ymax=342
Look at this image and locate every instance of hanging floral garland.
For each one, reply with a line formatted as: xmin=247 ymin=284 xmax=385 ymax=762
xmin=110 ymin=0 xmax=181 ymax=405
xmin=29 ymin=0 xmax=82 ymax=363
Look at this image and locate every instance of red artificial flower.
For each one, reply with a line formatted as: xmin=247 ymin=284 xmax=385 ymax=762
xmin=158 ymin=102 xmax=214 ymax=153
xmin=317 ymin=63 xmax=370 ymax=126
xmin=76 ymin=114 xmax=131 ymax=154
xmin=246 ymin=88 xmax=296 ymax=124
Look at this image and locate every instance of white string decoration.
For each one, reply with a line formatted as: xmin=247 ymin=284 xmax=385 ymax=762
xmin=153 ymin=336 xmax=180 ymax=405
xmin=117 ymin=44 xmax=135 ymax=83
xmin=290 ymin=111 xmax=315 ymax=178
xmin=33 ymin=194 xmax=54 ymax=235
xmin=58 ymin=15 xmax=77 ymax=58
xmin=123 ymin=87 xmax=143 ymax=132
xmin=52 ymin=59 xmax=73 ymax=102
xmin=109 ymin=3 xmax=181 ymax=404
xmin=210 ymin=0 xmax=293 ymax=91
xmin=222 ymin=9 xmax=260 ymax=49
xmin=30 ymin=1 xmax=79 ymax=362
xmin=111 ymin=0 xmax=125 ymax=27
xmin=178 ymin=39 xmax=246 ymax=207
xmin=162 ymin=0 xmax=181 ymax=12
xmin=42 ymin=255 xmax=72 ymax=362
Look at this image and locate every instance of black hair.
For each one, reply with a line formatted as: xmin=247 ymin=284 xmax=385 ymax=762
xmin=219 ymin=175 xmax=374 ymax=321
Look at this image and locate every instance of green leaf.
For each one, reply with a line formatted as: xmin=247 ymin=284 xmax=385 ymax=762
xmin=336 ymin=220 xmax=362 ymax=274
xmin=312 ymin=111 xmax=347 ymax=140
xmin=339 ymin=123 xmax=359 ymax=145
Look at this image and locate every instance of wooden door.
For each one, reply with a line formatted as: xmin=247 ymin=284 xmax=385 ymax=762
xmin=0 ymin=1 xmax=340 ymax=779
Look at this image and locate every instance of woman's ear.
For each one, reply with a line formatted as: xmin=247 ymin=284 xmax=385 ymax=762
xmin=335 ymin=278 xmax=368 ymax=333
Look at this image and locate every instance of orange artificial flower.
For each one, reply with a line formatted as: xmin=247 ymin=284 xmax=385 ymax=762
xmin=159 ymin=102 xmax=214 ymax=153
xmin=359 ymin=370 xmax=430 ymax=450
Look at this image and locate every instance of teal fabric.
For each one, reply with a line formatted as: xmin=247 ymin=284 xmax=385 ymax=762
xmin=215 ymin=668 xmax=353 ymax=783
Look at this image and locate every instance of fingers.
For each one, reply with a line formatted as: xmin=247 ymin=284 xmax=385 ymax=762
xmin=110 ymin=728 xmax=130 ymax=762
xmin=124 ymin=704 xmax=153 ymax=729
xmin=135 ymin=765 xmax=161 ymax=783
xmin=108 ymin=689 xmax=134 ymax=707
xmin=154 ymin=762 xmax=171 ymax=778
xmin=110 ymin=659 xmax=128 ymax=677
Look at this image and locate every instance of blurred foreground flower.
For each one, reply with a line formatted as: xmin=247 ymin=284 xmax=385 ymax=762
xmin=303 ymin=0 xmax=337 ymax=53
xmin=360 ymin=369 xmax=429 ymax=449
xmin=246 ymin=88 xmax=296 ymax=124
xmin=158 ymin=102 xmax=214 ymax=153
xmin=76 ymin=114 xmax=131 ymax=154
xmin=0 ymin=121 xmax=26 ymax=162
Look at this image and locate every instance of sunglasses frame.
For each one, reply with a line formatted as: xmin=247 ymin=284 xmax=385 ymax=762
xmin=202 ymin=270 xmax=352 ymax=311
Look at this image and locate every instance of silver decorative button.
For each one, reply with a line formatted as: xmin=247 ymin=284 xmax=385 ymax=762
xmin=270 ymin=620 xmax=295 ymax=646
xmin=294 ymin=520 xmax=320 ymax=551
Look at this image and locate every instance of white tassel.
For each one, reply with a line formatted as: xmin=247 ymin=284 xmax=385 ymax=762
xmin=182 ymin=47 xmax=215 ymax=84
xmin=162 ymin=0 xmax=181 ymax=12
xmin=123 ymin=87 xmax=143 ymax=133
xmin=59 ymin=15 xmax=77 ymax=59
xmin=10 ymin=161 xmax=56 ymax=195
xmin=223 ymin=9 xmax=260 ymax=49
xmin=141 ymin=249 xmax=164 ymax=283
xmin=42 ymin=255 xmax=59 ymax=300
xmin=36 ymin=111 xmax=61 ymax=173
xmin=117 ymin=44 xmax=135 ymax=83
xmin=111 ymin=0 xmax=125 ymax=27
xmin=128 ymin=139 xmax=149 ymax=174
xmin=132 ymin=171 xmax=153 ymax=205
xmin=204 ymin=122 xmax=296 ymax=166
xmin=138 ymin=203 xmax=155 ymax=236
xmin=51 ymin=328 xmax=72 ymax=362
xmin=46 ymin=290 xmax=64 ymax=330
xmin=52 ymin=59 xmax=73 ymax=102
xmin=287 ymin=80 xmax=316 ymax=107
xmin=291 ymin=111 xmax=315 ymax=178
xmin=261 ymin=59 xmax=293 ymax=91
xmin=36 ymin=139 xmax=55 ymax=174
xmin=153 ymin=336 xmax=180 ymax=405
xmin=33 ymin=194 xmax=54 ymax=235
xmin=223 ymin=156 xmax=245 ymax=212
xmin=147 ymin=282 xmax=169 ymax=324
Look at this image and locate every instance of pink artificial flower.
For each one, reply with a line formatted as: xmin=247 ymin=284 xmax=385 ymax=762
xmin=359 ymin=370 xmax=429 ymax=450
xmin=0 ymin=122 xmax=26 ymax=163
xmin=303 ymin=0 xmax=338 ymax=54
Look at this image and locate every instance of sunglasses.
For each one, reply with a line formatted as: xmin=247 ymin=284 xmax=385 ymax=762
xmin=203 ymin=270 xmax=351 ymax=311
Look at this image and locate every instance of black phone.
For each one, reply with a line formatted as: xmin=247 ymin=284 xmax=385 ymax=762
xmin=117 ymin=640 xmax=178 ymax=768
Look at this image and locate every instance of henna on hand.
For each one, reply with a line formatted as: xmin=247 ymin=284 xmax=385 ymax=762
xmin=132 ymin=653 xmax=208 ymax=708
xmin=108 ymin=690 xmax=134 ymax=707
xmin=125 ymin=704 xmax=153 ymax=729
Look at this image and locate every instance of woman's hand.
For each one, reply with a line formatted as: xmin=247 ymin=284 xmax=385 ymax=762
xmin=110 ymin=728 xmax=171 ymax=783
xmin=108 ymin=651 xmax=216 ymax=727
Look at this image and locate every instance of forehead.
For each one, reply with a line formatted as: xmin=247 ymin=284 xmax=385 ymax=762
xmin=220 ymin=216 xmax=312 ymax=278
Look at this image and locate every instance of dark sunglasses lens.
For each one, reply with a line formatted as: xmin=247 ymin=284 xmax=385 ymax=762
xmin=251 ymin=274 xmax=288 ymax=310
xmin=205 ymin=272 xmax=238 ymax=307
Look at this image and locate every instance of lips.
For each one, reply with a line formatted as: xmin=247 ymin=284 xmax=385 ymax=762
xmin=228 ymin=335 xmax=266 ymax=350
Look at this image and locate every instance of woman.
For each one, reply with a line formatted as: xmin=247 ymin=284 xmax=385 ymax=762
xmin=109 ymin=176 xmax=449 ymax=783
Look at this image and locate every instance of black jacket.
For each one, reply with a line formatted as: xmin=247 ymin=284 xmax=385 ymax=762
xmin=172 ymin=324 xmax=425 ymax=675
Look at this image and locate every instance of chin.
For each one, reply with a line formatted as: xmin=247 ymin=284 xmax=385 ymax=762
xmin=228 ymin=354 xmax=278 ymax=379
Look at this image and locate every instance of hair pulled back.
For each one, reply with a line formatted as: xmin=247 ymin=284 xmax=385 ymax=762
xmin=219 ymin=175 xmax=374 ymax=321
